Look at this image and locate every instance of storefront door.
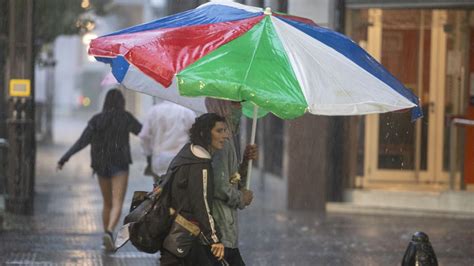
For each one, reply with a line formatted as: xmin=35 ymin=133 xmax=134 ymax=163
xmin=358 ymin=9 xmax=471 ymax=186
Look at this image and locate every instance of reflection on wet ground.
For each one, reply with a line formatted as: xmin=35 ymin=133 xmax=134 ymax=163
xmin=240 ymin=209 xmax=473 ymax=265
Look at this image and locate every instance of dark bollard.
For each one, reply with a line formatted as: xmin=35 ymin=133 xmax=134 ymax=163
xmin=0 ymin=138 xmax=8 ymax=194
xmin=402 ymin=232 xmax=438 ymax=266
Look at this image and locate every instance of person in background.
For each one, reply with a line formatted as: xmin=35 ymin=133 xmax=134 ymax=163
xmin=139 ymin=100 xmax=196 ymax=183
xmin=160 ymin=113 xmax=227 ymax=265
xmin=205 ymin=99 xmax=257 ymax=266
xmin=57 ymin=88 xmax=142 ymax=252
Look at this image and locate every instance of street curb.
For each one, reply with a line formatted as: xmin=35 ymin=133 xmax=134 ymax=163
xmin=326 ymin=202 xmax=474 ymax=219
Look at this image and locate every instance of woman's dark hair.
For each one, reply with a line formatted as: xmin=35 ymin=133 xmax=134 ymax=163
xmin=189 ymin=113 xmax=226 ymax=148
xmin=102 ymin=88 xmax=125 ymax=112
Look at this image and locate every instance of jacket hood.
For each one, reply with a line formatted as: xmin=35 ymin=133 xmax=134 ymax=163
xmin=168 ymin=143 xmax=211 ymax=170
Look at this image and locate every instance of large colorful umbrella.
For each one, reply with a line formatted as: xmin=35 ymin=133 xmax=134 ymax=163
xmin=89 ymin=1 xmax=421 ymax=119
xmin=89 ymin=0 xmax=422 ymax=187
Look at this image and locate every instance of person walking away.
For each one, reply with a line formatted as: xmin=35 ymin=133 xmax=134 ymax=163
xmin=205 ymin=99 xmax=257 ymax=266
xmin=139 ymin=100 xmax=196 ymax=183
xmin=57 ymin=88 xmax=142 ymax=252
xmin=160 ymin=113 xmax=227 ymax=265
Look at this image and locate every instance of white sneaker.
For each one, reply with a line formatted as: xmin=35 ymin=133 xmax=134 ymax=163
xmin=102 ymin=231 xmax=115 ymax=252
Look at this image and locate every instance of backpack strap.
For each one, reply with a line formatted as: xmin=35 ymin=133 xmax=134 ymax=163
xmin=158 ymin=167 xmax=177 ymax=188
xmin=157 ymin=167 xmax=185 ymax=217
xmin=148 ymin=167 xmax=177 ymax=200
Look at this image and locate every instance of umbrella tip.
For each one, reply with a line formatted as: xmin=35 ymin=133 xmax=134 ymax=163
xmin=264 ymin=7 xmax=272 ymax=15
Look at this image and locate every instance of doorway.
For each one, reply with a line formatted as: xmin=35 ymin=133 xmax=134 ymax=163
xmin=348 ymin=9 xmax=471 ymax=187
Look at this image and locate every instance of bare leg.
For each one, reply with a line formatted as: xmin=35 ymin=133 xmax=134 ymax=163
xmin=97 ymin=176 xmax=112 ymax=232
xmin=107 ymin=171 xmax=129 ymax=232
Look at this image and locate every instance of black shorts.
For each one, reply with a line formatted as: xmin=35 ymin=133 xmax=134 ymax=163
xmin=95 ymin=164 xmax=129 ymax=178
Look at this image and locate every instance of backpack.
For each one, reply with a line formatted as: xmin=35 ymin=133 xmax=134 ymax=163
xmin=123 ymin=168 xmax=177 ymax=254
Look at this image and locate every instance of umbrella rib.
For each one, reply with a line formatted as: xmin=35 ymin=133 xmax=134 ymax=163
xmin=241 ymin=20 xmax=266 ymax=90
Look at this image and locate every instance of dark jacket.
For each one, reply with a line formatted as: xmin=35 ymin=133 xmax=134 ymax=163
xmin=168 ymin=143 xmax=220 ymax=245
xmin=59 ymin=109 xmax=142 ymax=173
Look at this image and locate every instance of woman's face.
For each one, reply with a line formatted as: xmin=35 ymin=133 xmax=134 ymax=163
xmin=210 ymin=121 xmax=228 ymax=150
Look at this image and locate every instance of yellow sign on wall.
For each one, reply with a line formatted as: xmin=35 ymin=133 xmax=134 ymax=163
xmin=9 ymin=79 xmax=31 ymax=97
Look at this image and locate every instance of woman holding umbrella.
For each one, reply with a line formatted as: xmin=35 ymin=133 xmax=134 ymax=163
xmin=205 ymin=99 xmax=257 ymax=266
xmin=57 ymin=88 xmax=142 ymax=252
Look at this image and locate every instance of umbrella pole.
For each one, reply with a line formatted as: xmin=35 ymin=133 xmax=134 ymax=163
xmin=246 ymin=105 xmax=258 ymax=190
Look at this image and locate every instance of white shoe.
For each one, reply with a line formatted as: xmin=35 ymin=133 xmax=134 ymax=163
xmin=102 ymin=231 xmax=115 ymax=252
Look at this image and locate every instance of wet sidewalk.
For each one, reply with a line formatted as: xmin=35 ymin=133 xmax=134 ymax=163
xmin=0 ymin=114 xmax=159 ymax=265
xmin=0 ymin=114 xmax=473 ymax=265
